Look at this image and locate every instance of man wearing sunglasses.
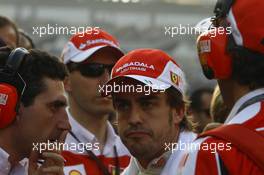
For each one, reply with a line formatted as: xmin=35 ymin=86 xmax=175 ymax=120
xmin=61 ymin=29 xmax=130 ymax=175
xmin=180 ymin=0 xmax=264 ymax=174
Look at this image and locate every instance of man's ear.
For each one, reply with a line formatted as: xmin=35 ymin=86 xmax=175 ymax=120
xmin=171 ymin=107 xmax=184 ymax=125
xmin=63 ymin=76 xmax=71 ymax=93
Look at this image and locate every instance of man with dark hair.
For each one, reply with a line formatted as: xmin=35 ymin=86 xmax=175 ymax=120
xmin=0 ymin=16 xmax=19 ymax=48
xmin=188 ymin=88 xmax=213 ymax=133
xmin=0 ymin=47 xmax=70 ymax=174
xmin=18 ymin=29 xmax=35 ymax=49
xmin=180 ymin=0 xmax=264 ymax=174
xmin=102 ymin=48 xmax=196 ymax=175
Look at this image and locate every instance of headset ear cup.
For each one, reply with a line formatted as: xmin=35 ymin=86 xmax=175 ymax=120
xmin=0 ymin=83 xmax=18 ymax=128
xmin=197 ymin=28 xmax=232 ymax=79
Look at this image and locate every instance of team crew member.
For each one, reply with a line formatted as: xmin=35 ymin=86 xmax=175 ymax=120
xmin=61 ymin=29 xmax=130 ymax=175
xmin=18 ymin=29 xmax=35 ymax=49
xmin=0 ymin=16 xmax=19 ymax=48
xmin=0 ymin=47 xmax=70 ymax=174
xmin=181 ymin=0 xmax=264 ymax=174
xmin=188 ymin=88 xmax=213 ymax=133
xmin=103 ymin=49 xmax=196 ymax=175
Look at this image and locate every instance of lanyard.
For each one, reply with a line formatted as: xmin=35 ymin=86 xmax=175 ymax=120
xmin=69 ymin=130 xmax=120 ymax=175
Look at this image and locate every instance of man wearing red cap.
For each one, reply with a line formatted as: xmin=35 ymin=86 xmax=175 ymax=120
xmin=180 ymin=0 xmax=264 ymax=174
xmin=102 ymin=48 xmax=196 ymax=175
xmin=61 ymin=29 xmax=130 ymax=175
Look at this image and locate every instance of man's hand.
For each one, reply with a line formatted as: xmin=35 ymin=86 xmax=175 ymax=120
xmin=28 ymin=130 xmax=68 ymax=175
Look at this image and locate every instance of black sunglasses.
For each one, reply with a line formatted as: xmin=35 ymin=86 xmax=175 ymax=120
xmin=77 ymin=63 xmax=114 ymax=78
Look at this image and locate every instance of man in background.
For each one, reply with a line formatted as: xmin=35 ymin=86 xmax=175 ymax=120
xmin=18 ymin=29 xmax=35 ymax=49
xmin=188 ymin=88 xmax=213 ymax=133
xmin=61 ymin=29 xmax=130 ymax=175
xmin=0 ymin=16 xmax=18 ymax=48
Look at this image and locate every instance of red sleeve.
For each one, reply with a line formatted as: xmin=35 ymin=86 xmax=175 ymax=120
xmin=181 ymin=137 xmax=263 ymax=175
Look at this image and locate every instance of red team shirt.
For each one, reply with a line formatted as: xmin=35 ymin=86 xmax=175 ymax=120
xmin=181 ymin=88 xmax=264 ymax=175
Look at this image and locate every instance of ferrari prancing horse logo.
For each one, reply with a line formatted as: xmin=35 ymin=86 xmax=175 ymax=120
xmin=170 ymin=71 xmax=181 ymax=86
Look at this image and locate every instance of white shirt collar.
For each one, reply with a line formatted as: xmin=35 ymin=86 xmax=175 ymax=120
xmin=0 ymin=147 xmax=11 ymax=174
xmin=0 ymin=147 xmax=28 ymax=175
xmin=66 ymin=107 xmax=118 ymax=155
xmin=123 ymin=131 xmax=196 ymax=175
xmin=225 ymin=88 xmax=264 ymax=124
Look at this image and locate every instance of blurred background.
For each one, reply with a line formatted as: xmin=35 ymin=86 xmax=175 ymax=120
xmin=0 ymin=0 xmax=217 ymax=94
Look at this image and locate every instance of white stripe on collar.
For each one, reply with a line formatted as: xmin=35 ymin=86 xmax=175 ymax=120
xmin=224 ymin=88 xmax=264 ymax=124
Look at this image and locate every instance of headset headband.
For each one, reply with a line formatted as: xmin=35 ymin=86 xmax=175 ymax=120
xmin=0 ymin=47 xmax=28 ymax=96
xmin=6 ymin=48 xmax=29 ymax=74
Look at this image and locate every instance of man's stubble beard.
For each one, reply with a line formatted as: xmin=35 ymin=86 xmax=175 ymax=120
xmin=124 ymin=125 xmax=175 ymax=163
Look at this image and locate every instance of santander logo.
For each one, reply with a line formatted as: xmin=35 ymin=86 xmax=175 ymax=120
xmin=78 ymin=39 xmax=116 ymax=50
xmin=115 ymin=61 xmax=155 ymax=73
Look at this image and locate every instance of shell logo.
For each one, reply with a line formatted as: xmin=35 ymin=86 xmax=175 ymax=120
xmin=69 ymin=170 xmax=82 ymax=175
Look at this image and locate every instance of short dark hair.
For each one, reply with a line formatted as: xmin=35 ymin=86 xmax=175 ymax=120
xmin=231 ymin=47 xmax=264 ymax=89
xmin=165 ymin=87 xmax=193 ymax=131
xmin=0 ymin=16 xmax=19 ymax=46
xmin=190 ymin=88 xmax=213 ymax=112
xmin=18 ymin=29 xmax=35 ymax=49
xmin=0 ymin=47 xmax=68 ymax=107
